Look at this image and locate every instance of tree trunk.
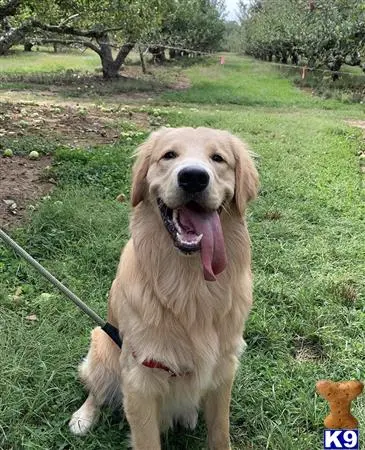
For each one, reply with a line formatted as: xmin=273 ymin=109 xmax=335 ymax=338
xmin=98 ymin=34 xmax=116 ymax=78
xmin=0 ymin=21 xmax=30 ymax=55
xmin=327 ymin=55 xmax=342 ymax=81
xmin=169 ymin=48 xmax=176 ymax=59
xmin=330 ymin=59 xmax=342 ymax=81
xmin=149 ymin=46 xmax=166 ymax=64
xmin=138 ymin=45 xmax=146 ymax=74
xmin=24 ymin=40 xmax=33 ymax=51
xmin=158 ymin=47 xmax=166 ymax=63
xmin=97 ymin=34 xmax=135 ymax=79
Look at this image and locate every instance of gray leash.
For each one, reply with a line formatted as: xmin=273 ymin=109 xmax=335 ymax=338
xmin=0 ymin=227 xmax=122 ymax=347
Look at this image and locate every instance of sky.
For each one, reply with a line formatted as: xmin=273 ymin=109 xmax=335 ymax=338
xmin=225 ymin=0 xmax=239 ymax=20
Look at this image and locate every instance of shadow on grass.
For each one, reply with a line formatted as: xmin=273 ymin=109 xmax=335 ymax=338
xmin=0 ymin=56 xmax=211 ymax=99
xmin=0 ymin=70 xmax=165 ymax=98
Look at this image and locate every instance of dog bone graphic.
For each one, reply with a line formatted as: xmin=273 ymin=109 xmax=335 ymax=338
xmin=316 ymin=380 xmax=364 ymax=429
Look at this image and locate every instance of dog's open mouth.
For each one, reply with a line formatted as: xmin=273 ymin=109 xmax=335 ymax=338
xmin=158 ymin=199 xmax=227 ymax=281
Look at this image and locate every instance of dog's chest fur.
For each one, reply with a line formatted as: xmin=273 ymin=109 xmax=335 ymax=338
xmin=109 ymin=205 xmax=252 ymax=427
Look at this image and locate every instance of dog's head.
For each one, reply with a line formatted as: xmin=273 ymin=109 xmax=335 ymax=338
xmin=131 ymin=127 xmax=258 ymax=281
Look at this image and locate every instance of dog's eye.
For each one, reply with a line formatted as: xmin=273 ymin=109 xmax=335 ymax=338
xmin=211 ymin=153 xmax=225 ymax=163
xmin=162 ymin=151 xmax=178 ymax=160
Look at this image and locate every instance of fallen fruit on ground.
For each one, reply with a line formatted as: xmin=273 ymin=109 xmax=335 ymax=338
xmin=29 ymin=150 xmax=40 ymax=160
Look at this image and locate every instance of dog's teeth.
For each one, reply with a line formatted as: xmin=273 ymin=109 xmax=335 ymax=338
xmin=177 ymin=233 xmax=190 ymax=246
xmin=176 ymin=232 xmax=202 ymax=247
xmin=173 ymin=210 xmax=182 ymax=233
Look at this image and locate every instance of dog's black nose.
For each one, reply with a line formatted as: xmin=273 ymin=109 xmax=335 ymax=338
xmin=178 ymin=167 xmax=210 ymax=193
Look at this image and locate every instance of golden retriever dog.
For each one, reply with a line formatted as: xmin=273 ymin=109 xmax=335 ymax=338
xmin=69 ymin=127 xmax=259 ymax=449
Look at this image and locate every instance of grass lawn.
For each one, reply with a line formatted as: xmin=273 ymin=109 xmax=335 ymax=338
xmin=0 ymin=47 xmax=147 ymax=74
xmin=0 ymin=48 xmax=180 ymax=99
xmin=0 ymin=54 xmax=364 ymax=449
xmin=0 ymin=47 xmax=100 ymax=74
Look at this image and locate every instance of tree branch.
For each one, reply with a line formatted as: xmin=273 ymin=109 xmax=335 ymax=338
xmin=32 ymin=20 xmax=125 ymax=39
xmin=59 ymin=14 xmax=79 ymax=26
xmin=114 ymin=42 xmax=135 ymax=67
xmin=0 ymin=17 xmax=32 ymax=54
xmin=1 ymin=16 xmax=11 ymax=31
xmin=39 ymin=38 xmax=102 ymax=55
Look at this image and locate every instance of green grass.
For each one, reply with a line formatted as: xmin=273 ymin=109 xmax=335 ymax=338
xmin=0 ymin=48 xmax=178 ymax=99
xmin=274 ymin=61 xmax=365 ymax=104
xmin=162 ymin=55 xmax=365 ymax=112
xmin=162 ymin=56 xmax=328 ymax=108
xmin=0 ymin=48 xmax=100 ymax=74
xmin=0 ymin=53 xmax=364 ymax=449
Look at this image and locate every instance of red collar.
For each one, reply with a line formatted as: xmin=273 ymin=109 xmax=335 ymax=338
xmin=140 ymin=358 xmax=178 ymax=376
xmin=132 ymin=352 xmax=190 ymax=377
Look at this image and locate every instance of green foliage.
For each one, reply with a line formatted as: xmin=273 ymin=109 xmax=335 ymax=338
xmin=242 ymin=0 xmax=365 ymax=76
xmin=156 ymin=0 xmax=226 ymax=52
xmin=244 ymin=0 xmax=303 ymax=63
xmin=9 ymin=0 xmax=165 ymax=40
xmin=1 ymin=0 xmax=225 ymax=77
xmin=221 ymin=21 xmax=244 ymax=52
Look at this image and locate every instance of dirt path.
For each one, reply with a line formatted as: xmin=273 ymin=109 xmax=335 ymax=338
xmin=0 ymin=98 xmax=150 ymax=229
xmin=0 ymin=155 xmax=54 ymax=229
xmin=0 ymin=89 xmax=152 ymax=106
xmin=0 ymin=101 xmax=150 ymax=147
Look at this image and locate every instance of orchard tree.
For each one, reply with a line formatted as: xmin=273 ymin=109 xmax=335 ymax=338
xmin=236 ymin=0 xmax=249 ymax=23
xmin=241 ymin=0 xmax=365 ymax=76
xmin=222 ymin=21 xmax=244 ymax=53
xmin=1 ymin=0 xmax=226 ymax=76
xmin=0 ymin=0 xmax=167 ymax=78
xmin=221 ymin=0 xmax=249 ymax=54
xmin=33 ymin=0 xmax=166 ymax=78
xmin=244 ymin=0 xmax=304 ymax=63
xmin=151 ymin=0 xmax=225 ymax=59
xmin=301 ymin=0 xmax=365 ymax=75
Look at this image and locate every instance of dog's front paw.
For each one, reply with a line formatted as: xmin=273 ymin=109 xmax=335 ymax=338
xmin=69 ymin=403 xmax=99 ymax=435
xmin=179 ymin=408 xmax=198 ymax=430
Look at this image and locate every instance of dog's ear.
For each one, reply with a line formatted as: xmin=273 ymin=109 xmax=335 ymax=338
xmin=230 ymin=135 xmax=259 ymax=215
xmin=131 ymin=137 xmax=153 ymax=207
xmin=131 ymin=130 xmax=165 ymax=207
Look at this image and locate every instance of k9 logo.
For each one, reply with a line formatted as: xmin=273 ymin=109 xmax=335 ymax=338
xmin=324 ymin=430 xmax=359 ymax=449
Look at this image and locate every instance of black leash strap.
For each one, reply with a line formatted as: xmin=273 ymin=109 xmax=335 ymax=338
xmin=0 ymin=228 xmax=122 ymax=348
xmin=102 ymin=322 xmax=122 ymax=348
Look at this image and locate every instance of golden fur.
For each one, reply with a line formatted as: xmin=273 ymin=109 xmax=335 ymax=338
xmin=69 ymin=127 xmax=259 ymax=449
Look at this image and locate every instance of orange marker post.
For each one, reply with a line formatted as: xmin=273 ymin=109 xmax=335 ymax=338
xmin=301 ymin=65 xmax=308 ymax=79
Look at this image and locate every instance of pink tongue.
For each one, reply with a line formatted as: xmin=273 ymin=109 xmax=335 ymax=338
xmin=179 ymin=206 xmax=227 ymax=281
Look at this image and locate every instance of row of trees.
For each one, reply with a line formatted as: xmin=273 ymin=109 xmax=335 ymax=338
xmin=231 ymin=0 xmax=365 ymax=77
xmin=0 ymin=0 xmax=225 ymax=78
